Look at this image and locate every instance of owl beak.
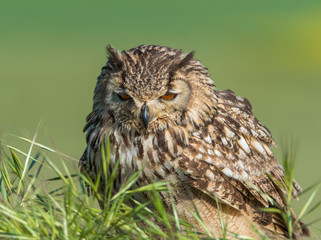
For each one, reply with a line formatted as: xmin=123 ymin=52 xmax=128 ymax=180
xmin=141 ymin=104 xmax=149 ymax=129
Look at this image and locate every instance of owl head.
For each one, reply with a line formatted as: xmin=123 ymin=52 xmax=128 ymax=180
xmin=90 ymin=45 xmax=217 ymax=136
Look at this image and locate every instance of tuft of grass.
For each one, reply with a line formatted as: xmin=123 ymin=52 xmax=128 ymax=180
xmin=0 ymin=135 xmax=319 ymax=239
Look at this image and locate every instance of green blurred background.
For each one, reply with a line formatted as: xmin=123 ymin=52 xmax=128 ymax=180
xmin=1 ymin=0 xmax=321 ymax=234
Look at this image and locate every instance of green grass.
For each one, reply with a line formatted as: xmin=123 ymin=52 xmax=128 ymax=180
xmin=0 ymin=133 xmax=320 ymax=239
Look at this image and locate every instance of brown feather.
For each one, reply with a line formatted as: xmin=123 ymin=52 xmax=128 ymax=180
xmin=80 ymin=45 xmax=308 ymax=239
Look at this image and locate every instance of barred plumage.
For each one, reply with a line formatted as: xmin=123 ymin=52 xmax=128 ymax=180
xmin=80 ymin=45 xmax=309 ymax=239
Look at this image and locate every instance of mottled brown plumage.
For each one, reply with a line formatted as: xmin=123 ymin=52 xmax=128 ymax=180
xmin=80 ymin=45 xmax=309 ymax=239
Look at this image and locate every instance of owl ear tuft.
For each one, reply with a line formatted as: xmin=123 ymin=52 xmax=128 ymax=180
xmin=106 ymin=45 xmax=124 ymax=71
xmin=170 ymin=50 xmax=195 ymax=76
xmin=177 ymin=51 xmax=195 ymax=69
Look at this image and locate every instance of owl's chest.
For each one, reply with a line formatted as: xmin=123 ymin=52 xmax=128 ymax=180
xmin=109 ymin=130 xmax=183 ymax=187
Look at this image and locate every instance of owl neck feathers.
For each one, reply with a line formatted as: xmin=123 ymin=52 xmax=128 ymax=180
xmin=175 ymin=70 xmax=218 ymax=132
xmin=185 ymin=87 xmax=217 ymax=130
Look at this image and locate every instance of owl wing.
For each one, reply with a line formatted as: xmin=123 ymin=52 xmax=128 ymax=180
xmin=177 ymin=89 xmax=301 ymax=213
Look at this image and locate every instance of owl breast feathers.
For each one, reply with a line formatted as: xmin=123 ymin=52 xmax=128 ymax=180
xmin=80 ymin=45 xmax=309 ymax=239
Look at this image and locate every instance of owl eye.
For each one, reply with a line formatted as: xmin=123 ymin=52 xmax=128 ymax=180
xmin=160 ymin=93 xmax=177 ymax=101
xmin=117 ymin=93 xmax=131 ymax=101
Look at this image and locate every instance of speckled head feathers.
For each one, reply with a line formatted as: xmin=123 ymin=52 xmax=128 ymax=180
xmin=105 ymin=45 xmax=208 ymax=97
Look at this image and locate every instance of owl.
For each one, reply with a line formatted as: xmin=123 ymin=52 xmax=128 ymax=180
xmin=80 ymin=45 xmax=309 ymax=239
